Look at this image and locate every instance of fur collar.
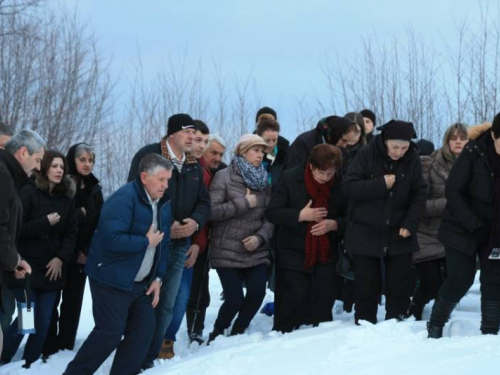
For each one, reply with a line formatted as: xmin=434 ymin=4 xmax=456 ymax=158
xmin=34 ymin=172 xmax=76 ymax=198
xmin=468 ymin=123 xmax=491 ymax=141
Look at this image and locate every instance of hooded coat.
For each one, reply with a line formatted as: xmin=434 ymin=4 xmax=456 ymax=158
xmin=66 ymin=144 xmax=104 ymax=258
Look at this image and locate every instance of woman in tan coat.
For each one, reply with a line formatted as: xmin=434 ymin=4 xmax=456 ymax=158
xmin=410 ymin=123 xmax=469 ymax=320
xmin=208 ymin=134 xmax=273 ymax=342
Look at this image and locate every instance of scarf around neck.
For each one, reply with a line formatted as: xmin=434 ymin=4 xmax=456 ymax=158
xmin=304 ymin=164 xmax=335 ymax=269
xmin=234 ymin=156 xmax=268 ymax=192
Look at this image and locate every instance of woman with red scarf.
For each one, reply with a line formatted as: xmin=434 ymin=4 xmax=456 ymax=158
xmin=266 ymin=144 xmax=347 ymax=333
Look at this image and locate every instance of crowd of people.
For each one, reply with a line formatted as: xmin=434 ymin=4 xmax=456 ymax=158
xmin=0 ymin=107 xmax=500 ymax=374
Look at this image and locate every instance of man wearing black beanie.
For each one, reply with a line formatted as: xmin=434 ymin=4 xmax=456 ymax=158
xmin=342 ymin=119 xmax=426 ymax=324
xmin=127 ymin=113 xmax=211 ymax=369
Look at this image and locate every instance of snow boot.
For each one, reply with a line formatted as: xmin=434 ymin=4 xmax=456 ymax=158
xmin=427 ymin=296 xmax=457 ymax=339
xmin=480 ymin=300 xmax=500 ymax=335
xmin=158 ymin=339 xmax=174 ymax=360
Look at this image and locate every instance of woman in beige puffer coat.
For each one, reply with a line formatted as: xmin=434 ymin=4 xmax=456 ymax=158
xmin=208 ymin=134 xmax=273 ymax=342
xmin=410 ymin=123 xmax=470 ymax=320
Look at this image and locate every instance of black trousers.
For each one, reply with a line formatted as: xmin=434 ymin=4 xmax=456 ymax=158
xmin=44 ymin=263 xmax=87 ymax=356
xmin=214 ymin=265 xmax=267 ymax=330
xmin=186 ymin=249 xmax=210 ymax=334
xmin=273 ymin=263 xmax=337 ymax=333
xmin=353 ymin=253 xmax=412 ymax=324
xmin=413 ymin=258 xmax=444 ymax=306
xmin=439 ymin=246 xmax=500 ymax=303
xmin=64 ymin=280 xmax=154 ymax=375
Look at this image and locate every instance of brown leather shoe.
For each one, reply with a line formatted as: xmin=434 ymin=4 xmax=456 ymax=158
xmin=158 ymin=339 xmax=175 ymax=360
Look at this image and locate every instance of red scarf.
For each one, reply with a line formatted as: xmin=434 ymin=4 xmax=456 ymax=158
xmin=304 ymin=164 xmax=335 ymax=269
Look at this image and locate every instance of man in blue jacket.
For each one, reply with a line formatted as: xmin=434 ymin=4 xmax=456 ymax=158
xmin=64 ymin=154 xmax=173 ymax=375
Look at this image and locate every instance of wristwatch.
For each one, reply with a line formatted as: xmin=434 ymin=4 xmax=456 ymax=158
xmin=154 ymin=277 xmax=162 ymax=286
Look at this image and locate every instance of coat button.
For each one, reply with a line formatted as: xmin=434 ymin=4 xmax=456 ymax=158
xmin=389 ymin=192 xmax=394 ymax=197
xmin=386 ymin=220 xmax=390 ymax=225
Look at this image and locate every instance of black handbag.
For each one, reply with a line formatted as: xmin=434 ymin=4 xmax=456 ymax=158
xmin=335 ymin=240 xmax=355 ymax=280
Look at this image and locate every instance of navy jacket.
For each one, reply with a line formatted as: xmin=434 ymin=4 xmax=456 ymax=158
xmin=85 ymin=177 xmax=171 ymax=291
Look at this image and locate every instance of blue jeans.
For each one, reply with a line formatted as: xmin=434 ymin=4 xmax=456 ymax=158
xmin=164 ymin=265 xmax=194 ymax=341
xmin=145 ymin=240 xmax=190 ymax=363
xmin=64 ymin=280 xmax=154 ymax=375
xmin=1 ymin=288 xmax=58 ymax=365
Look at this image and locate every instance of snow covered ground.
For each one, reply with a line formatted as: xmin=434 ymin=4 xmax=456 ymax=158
xmin=2 ymin=271 xmax=500 ymax=375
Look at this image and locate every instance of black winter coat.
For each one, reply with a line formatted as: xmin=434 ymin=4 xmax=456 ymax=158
xmin=127 ymin=140 xmax=211 ymax=245
xmin=266 ymin=162 xmax=348 ymax=272
xmin=438 ymin=131 xmax=496 ymax=255
xmin=73 ymin=176 xmax=104 ymax=258
xmin=342 ymin=135 xmax=427 ymax=258
xmin=0 ymin=150 xmax=27 ymax=282
xmin=13 ymin=175 xmax=78 ymax=291
xmin=284 ymin=127 xmax=323 ymax=171
xmin=264 ymin=135 xmax=289 ymax=191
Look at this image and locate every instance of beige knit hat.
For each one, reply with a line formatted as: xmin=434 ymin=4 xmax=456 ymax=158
xmin=233 ymin=134 xmax=269 ymax=156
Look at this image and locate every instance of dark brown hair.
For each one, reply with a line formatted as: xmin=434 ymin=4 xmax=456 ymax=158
xmin=308 ymin=144 xmax=343 ymax=170
xmin=256 ymin=118 xmax=280 ymax=136
xmin=39 ymin=150 xmax=69 ymax=196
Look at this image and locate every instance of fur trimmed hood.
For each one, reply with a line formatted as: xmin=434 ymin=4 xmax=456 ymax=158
xmin=34 ymin=172 xmax=77 ymax=198
xmin=468 ymin=123 xmax=492 ymax=141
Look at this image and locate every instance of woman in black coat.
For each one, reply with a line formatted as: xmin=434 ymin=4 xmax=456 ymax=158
xmin=427 ymin=115 xmax=500 ymax=338
xmin=43 ymin=143 xmax=104 ymax=356
xmin=1 ymin=150 xmax=77 ymax=368
xmin=342 ymin=120 xmax=427 ymax=324
xmin=266 ymin=144 xmax=347 ymax=333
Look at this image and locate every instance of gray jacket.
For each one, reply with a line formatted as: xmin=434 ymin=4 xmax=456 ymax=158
xmin=414 ymin=149 xmax=452 ymax=263
xmin=208 ymin=161 xmax=273 ymax=269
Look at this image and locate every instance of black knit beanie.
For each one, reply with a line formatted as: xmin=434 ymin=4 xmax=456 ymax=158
xmin=360 ymin=109 xmax=376 ymax=126
xmin=167 ymin=113 xmax=195 ymax=136
xmin=378 ymin=120 xmax=417 ymax=142
xmin=256 ymin=107 xmax=277 ymax=122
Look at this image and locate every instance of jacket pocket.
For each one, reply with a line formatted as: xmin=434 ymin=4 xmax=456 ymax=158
xmin=97 ymin=256 xmax=126 ymax=268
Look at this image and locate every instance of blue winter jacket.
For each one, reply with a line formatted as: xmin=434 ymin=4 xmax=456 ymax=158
xmin=85 ymin=177 xmax=171 ymax=291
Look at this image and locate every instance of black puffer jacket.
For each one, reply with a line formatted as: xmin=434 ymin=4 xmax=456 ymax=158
xmin=438 ymin=128 xmax=495 ymax=256
xmin=266 ymin=162 xmax=347 ymax=272
xmin=342 ymin=135 xmax=427 ymax=257
xmin=13 ymin=174 xmax=78 ymax=291
xmin=127 ymin=138 xmax=211 ymax=245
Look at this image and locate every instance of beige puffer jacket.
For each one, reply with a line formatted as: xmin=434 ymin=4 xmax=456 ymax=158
xmin=208 ymin=161 xmax=273 ymax=269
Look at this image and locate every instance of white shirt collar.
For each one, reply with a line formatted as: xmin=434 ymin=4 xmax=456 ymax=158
xmin=166 ymin=139 xmax=186 ymax=163
xmin=144 ymin=190 xmax=159 ymax=205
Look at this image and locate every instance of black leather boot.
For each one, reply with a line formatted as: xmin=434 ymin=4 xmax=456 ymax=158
xmin=408 ymin=301 xmax=425 ymax=321
xmin=427 ymin=296 xmax=458 ymax=339
xmin=480 ymin=300 xmax=500 ymax=335
xmin=187 ymin=307 xmax=207 ymax=344
xmin=207 ymin=325 xmax=224 ymax=345
xmin=229 ymin=324 xmax=246 ymax=336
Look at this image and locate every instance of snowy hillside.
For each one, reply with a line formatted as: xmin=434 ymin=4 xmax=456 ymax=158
xmin=2 ymin=272 xmax=500 ymax=375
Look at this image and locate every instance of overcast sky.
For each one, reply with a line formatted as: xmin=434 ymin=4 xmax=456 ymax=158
xmin=66 ymin=0 xmax=495 ymax=140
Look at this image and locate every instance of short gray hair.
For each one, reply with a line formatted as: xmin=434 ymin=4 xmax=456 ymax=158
xmin=75 ymin=143 xmax=96 ymax=160
xmin=208 ymin=134 xmax=226 ymax=149
xmin=5 ymin=129 xmax=46 ymax=155
xmin=0 ymin=122 xmax=14 ymax=137
xmin=138 ymin=153 xmax=173 ymax=175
